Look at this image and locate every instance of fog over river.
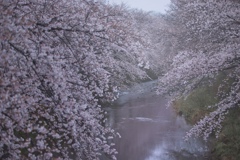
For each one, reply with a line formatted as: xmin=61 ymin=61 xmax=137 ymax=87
xmin=104 ymin=81 xmax=209 ymax=160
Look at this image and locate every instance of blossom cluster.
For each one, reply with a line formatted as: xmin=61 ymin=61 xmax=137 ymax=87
xmin=158 ymin=0 xmax=240 ymax=140
xmin=0 ymin=0 xmax=147 ymax=159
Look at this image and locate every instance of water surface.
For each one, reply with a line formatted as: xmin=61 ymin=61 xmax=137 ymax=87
xmin=105 ymin=81 xmax=208 ymax=160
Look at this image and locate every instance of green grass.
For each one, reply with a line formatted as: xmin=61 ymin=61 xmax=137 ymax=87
xmin=172 ymin=82 xmax=218 ymax=124
xmin=172 ymin=72 xmax=240 ymax=160
xmin=211 ymin=107 xmax=240 ymax=160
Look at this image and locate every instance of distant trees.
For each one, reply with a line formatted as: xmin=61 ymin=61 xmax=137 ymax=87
xmin=0 ymin=0 xmax=147 ymax=159
xmin=130 ymin=9 xmax=178 ymax=76
xmin=158 ymin=0 xmax=240 ymax=140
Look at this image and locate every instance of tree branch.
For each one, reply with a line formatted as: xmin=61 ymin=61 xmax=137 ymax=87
xmin=227 ymin=15 xmax=240 ymax=25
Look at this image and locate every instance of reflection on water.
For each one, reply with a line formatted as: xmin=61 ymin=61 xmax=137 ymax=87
xmin=104 ymin=81 xmax=209 ymax=160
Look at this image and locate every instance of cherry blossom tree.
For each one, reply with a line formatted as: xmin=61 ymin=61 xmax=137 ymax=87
xmin=0 ymin=0 xmax=147 ymax=159
xmin=157 ymin=0 xmax=240 ymax=140
xmin=130 ymin=9 xmax=179 ymax=77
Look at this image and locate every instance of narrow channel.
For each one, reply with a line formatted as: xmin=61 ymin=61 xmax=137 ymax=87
xmin=105 ymin=81 xmax=209 ymax=160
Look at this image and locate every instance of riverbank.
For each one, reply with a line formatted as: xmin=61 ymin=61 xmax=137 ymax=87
xmin=172 ymin=79 xmax=240 ymax=160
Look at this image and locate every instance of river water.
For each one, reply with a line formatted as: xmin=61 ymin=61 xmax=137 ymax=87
xmin=104 ymin=81 xmax=209 ymax=160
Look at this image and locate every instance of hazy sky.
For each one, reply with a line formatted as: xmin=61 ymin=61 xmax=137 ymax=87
xmin=107 ymin=0 xmax=171 ymax=13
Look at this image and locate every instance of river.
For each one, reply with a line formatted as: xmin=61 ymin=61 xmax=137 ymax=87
xmin=104 ymin=81 xmax=209 ymax=160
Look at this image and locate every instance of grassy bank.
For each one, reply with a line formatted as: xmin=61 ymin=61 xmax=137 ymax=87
xmin=172 ymin=73 xmax=240 ymax=160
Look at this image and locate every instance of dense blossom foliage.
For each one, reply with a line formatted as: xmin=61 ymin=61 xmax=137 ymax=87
xmin=0 ymin=0 xmax=147 ymax=159
xmin=157 ymin=0 xmax=240 ymax=140
xmin=130 ymin=9 xmax=178 ymax=76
